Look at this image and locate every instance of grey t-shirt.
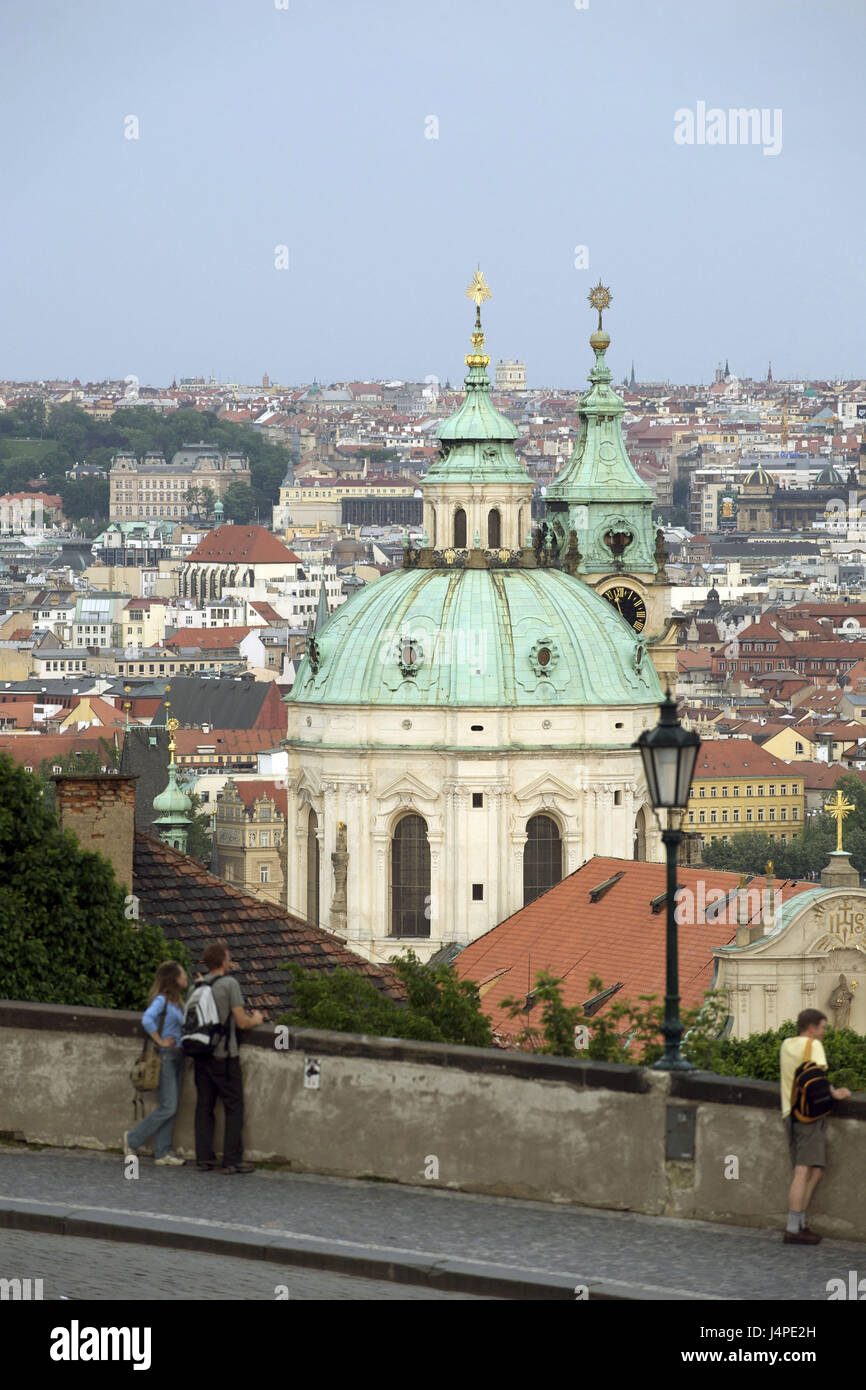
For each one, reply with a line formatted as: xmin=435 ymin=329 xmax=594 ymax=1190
xmin=206 ymin=973 xmax=243 ymax=1058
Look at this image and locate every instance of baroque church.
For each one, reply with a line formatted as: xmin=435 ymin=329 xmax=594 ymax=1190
xmin=282 ymin=277 xmax=678 ymax=963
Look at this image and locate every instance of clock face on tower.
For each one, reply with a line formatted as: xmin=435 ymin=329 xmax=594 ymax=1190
xmin=602 ymin=585 xmax=647 ymax=633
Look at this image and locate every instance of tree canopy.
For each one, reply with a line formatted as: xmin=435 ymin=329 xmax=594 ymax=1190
xmin=0 ymin=755 xmax=186 ymax=1008
xmin=0 ymin=401 xmax=295 ymax=527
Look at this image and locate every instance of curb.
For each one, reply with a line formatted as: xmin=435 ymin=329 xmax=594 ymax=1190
xmin=0 ymin=1198 xmax=689 ymax=1300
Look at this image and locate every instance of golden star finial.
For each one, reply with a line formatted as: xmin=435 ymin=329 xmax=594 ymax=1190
xmin=825 ymin=787 xmax=854 ymax=853
xmin=588 ymin=281 xmax=612 ymax=330
xmin=466 ymin=268 xmax=492 ymax=310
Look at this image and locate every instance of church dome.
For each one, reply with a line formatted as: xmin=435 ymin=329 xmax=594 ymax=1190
xmin=742 ymin=463 xmax=773 ymax=488
xmin=815 ymin=463 xmax=844 ymax=488
xmin=152 ymin=763 xmax=192 ymax=819
xmin=287 ymin=564 xmax=661 ymax=708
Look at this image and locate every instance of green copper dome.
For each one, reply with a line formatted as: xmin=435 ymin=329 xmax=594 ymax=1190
xmin=815 ymin=463 xmax=844 ymax=487
xmin=426 ymin=298 xmax=526 ymax=486
xmin=286 ymin=565 xmax=662 ymax=708
xmin=152 ymin=763 xmax=192 ymax=820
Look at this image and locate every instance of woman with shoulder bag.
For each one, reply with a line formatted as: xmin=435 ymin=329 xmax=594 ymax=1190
xmin=124 ymin=961 xmax=188 ymax=1166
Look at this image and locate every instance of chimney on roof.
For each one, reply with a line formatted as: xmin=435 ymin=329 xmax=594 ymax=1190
xmin=53 ymin=774 xmax=137 ymax=893
xmin=735 ymin=874 xmax=751 ymax=947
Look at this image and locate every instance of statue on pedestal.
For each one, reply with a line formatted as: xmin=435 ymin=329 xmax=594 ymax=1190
xmin=330 ymin=821 xmax=348 ymax=937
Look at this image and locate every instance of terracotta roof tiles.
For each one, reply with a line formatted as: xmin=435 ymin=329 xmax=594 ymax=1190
xmin=133 ymin=833 xmax=402 ymax=1013
xmin=186 ymin=526 xmax=300 ymax=565
xmin=455 ymin=856 xmax=815 ymax=1045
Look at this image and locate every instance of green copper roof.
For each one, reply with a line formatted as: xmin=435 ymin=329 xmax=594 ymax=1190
xmin=815 ymin=464 xmax=844 ymax=487
xmin=286 ymin=565 xmax=662 ymax=708
xmin=546 ymin=330 xmax=653 ymax=505
xmin=152 ymin=763 xmax=192 ymax=821
xmin=426 ymin=301 xmax=527 ymax=487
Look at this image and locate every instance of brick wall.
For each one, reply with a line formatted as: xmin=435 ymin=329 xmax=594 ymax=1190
xmin=53 ymin=775 xmax=137 ymax=892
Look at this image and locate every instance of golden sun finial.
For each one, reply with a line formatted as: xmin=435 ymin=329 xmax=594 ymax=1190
xmin=466 ymin=268 xmax=492 ymax=310
xmin=588 ymin=281 xmax=612 ymax=330
xmin=464 ymin=269 xmax=491 ymax=369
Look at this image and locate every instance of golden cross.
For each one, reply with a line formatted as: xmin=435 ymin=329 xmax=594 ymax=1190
xmin=465 ymin=269 xmax=492 ymax=310
xmin=825 ymin=787 xmax=855 ymax=853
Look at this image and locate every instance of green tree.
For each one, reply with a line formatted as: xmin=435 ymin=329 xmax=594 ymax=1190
xmin=60 ymin=477 xmax=111 ymax=525
xmin=278 ymin=949 xmax=493 ymax=1046
xmin=222 ymin=481 xmax=258 ymax=524
xmin=0 ymin=755 xmax=187 ymax=1007
xmin=501 ymin=971 xmax=729 ymax=1067
xmin=15 ymin=399 xmax=47 ymax=436
xmin=184 ymin=789 xmax=213 ymax=864
xmin=183 ymin=485 xmax=216 ymax=518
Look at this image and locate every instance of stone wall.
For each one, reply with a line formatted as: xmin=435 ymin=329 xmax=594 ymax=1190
xmin=2 ymin=1001 xmax=865 ymax=1239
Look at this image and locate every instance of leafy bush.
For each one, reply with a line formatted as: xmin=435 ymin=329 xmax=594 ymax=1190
xmin=278 ymin=949 xmax=493 ymax=1046
xmin=500 ymin=971 xmax=866 ymax=1088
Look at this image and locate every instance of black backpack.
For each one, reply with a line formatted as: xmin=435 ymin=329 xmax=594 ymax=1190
xmin=790 ymin=1037 xmax=833 ymax=1123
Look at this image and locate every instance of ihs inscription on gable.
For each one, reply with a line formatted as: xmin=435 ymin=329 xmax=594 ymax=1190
xmin=811 ymin=898 xmax=866 ymax=951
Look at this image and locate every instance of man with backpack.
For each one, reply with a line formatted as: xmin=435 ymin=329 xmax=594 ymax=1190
xmin=781 ymin=1008 xmax=851 ymax=1244
xmin=184 ymin=941 xmax=264 ymax=1175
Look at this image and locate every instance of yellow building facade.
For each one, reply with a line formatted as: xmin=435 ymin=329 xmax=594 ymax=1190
xmin=687 ymin=744 xmax=805 ymax=847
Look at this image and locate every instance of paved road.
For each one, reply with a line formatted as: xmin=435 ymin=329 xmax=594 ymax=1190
xmin=0 ymin=1229 xmax=490 ymax=1300
xmin=1 ymin=1146 xmax=863 ymax=1300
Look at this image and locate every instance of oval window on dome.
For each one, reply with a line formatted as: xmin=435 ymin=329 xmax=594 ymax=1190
xmin=401 ymin=643 xmax=418 ymax=666
xmin=537 ymin=646 xmax=551 ymax=667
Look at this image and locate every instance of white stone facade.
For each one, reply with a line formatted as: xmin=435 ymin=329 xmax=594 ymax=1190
xmin=284 ymin=700 xmax=660 ymax=961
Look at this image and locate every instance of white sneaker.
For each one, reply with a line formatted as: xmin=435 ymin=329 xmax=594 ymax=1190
xmin=154 ymin=1153 xmax=185 ymax=1166
xmin=123 ymin=1131 xmax=139 ymax=1157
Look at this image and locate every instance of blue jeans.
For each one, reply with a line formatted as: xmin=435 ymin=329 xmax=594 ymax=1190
xmin=128 ymin=1049 xmax=184 ymax=1158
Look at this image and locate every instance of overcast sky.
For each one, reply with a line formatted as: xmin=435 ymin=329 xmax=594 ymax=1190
xmin=1 ymin=0 xmax=864 ymax=389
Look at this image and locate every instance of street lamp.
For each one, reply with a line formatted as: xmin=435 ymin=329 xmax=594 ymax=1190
xmin=634 ymin=690 xmax=701 ymax=1071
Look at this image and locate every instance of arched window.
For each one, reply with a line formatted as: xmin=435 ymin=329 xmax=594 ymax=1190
xmin=634 ymin=805 xmax=649 ymax=861
xmin=487 ymin=508 xmax=501 ymax=547
xmin=306 ymin=808 xmax=320 ymax=925
xmin=390 ymin=814 xmax=431 ymax=937
xmin=523 ymin=814 xmax=562 ymax=906
xmin=454 ymin=508 xmax=466 ymax=548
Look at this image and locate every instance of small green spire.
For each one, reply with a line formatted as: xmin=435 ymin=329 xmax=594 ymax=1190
xmin=152 ymin=717 xmax=191 ymax=852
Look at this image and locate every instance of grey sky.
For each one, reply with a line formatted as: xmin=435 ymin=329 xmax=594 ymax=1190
xmin=1 ymin=0 xmax=863 ymax=388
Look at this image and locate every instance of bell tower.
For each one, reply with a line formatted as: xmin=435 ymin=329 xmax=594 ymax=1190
xmin=544 ymin=284 xmax=680 ymax=684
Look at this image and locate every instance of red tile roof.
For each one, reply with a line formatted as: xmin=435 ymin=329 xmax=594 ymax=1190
xmin=230 ymin=779 xmax=288 ymax=817
xmin=249 ymin=602 xmax=284 ymax=625
xmin=163 ymin=626 xmax=252 ymax=651
xmin=174 ymin=728 xmax=283 ymax=756
xmin=0 ymin=729 xmax=120 ymax=768
xmin=186 ymin=526 xmax=300 ymax=565
xmin=693 ymin=740 xmax=798 ymax=776
xmin=789 ymin=760 xmax=866 ymax=791
xmin=455 ymin=856 xmax=815 ymax=1045
xmin=133 ymin=832 xmax=402 ymax=1013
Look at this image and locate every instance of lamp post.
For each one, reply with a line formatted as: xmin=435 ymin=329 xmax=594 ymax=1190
xmin=634 ymin=691 xmax=701 ymax=1071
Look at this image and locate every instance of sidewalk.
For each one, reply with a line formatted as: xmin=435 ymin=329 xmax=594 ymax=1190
xmin=0 ymin=1146 xmax=862 ymax=1300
